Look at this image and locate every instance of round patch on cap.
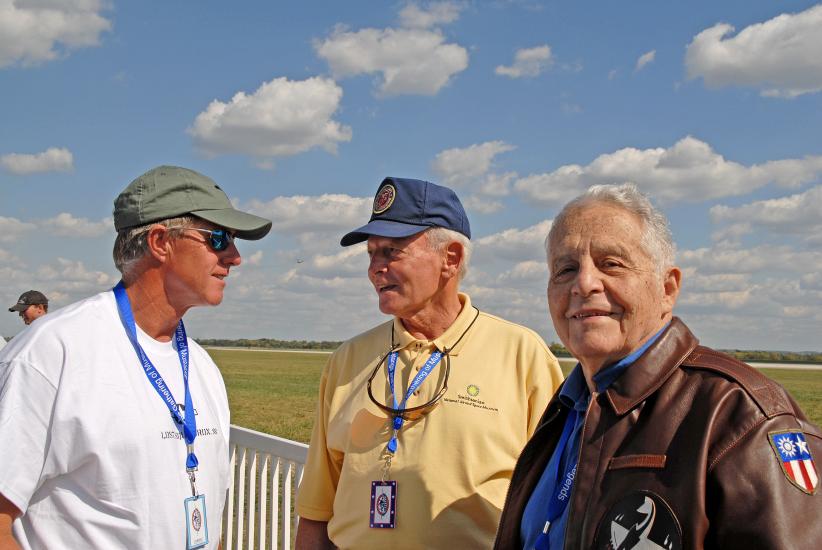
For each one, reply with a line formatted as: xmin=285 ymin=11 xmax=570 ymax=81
xmin=373 ymin=183 xmax=396 ymax=214
xmin=594 ymin=491 xmax=682 ymax=549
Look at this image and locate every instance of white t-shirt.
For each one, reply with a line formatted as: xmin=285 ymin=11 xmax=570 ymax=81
xmin=0 ymin=290 xmax=230 ymax=550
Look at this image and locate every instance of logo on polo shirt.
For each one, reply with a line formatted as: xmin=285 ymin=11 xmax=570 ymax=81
xmin=443 ymin=383 xmax=498 ymax=413
xmin=373 ymin=184 xmax=396 ymax=214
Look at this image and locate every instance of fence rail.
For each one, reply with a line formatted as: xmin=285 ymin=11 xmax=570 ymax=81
xmin=224 ymin=425 xmax=309 ymax=550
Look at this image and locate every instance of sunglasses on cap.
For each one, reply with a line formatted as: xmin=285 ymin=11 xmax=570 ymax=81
xmin=183 ymin=228 xmax=235 ymax=252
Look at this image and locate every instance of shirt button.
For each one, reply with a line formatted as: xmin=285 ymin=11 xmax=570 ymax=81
xmin=415 ymin=365 xmax=421 ymax=371
xmin=413 ymin=390 xmax=420 ymax=396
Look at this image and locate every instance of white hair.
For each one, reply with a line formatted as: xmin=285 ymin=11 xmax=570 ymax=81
xmin=425 ymin=227 xmax=472 ymax=281
xmin=545 ymin=183 xmax=675 ymax=274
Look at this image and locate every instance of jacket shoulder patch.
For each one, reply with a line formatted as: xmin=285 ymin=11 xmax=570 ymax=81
xmin=769 ymin=430 xmax=819 ymax=495
xmin=684 ymin=346 xmax=791 ymax=418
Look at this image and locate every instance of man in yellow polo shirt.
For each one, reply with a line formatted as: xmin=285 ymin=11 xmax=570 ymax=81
xmin=296 ymin=177 xmax=563 ymax=549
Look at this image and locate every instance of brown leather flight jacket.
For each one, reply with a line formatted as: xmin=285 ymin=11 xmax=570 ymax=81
xmin=494 ymin=318 xmax=822 ymax=550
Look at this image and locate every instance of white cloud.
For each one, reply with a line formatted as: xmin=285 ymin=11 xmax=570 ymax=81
xmin=0 ymin=0 xmax=111 ymax=68
xmin=710 ymin=185 xmax=822 ymax=241
xmin=475 ymin=219 xmax=552 ymax=262
xmin=399 ymin=1 xmax=465 ymax=28
xmin=496 ymin=260 xmax=547 ymax=285
xmin=561 ymin=102 xmax=582 ymax=115
xmin=634 ymin=49 xmax=656 ymax=72
xmin=678 ymin=287 xmax=754 ymax=310
xmin=431 ymin=141 xmax=517 ymax=214
xmin=246 ymin=194 xmax=371 ymax=240
xmin=710 ymin=222 xmax=752 ymax=244
xmin=685 ymin=5 xmax=822 ymax=98
xmin=245 ymin=250 xmax=263 ymax=266
xmin=495 ymin=45 xmax=553 ymax=78
xmin=460 ymin=281 xmax=554 ymax=340
xmin=309 ymin=245 xmax=365 ymax=277
xmin=671 ymin=240 xmax=822 ymax=349
xmin=432 ymin=141 xmax=515 ymax=187
xmin=1 ymin=147 xmax=73 ymax=175
xmin=801 ymin=273 xmax=822 ymax=291
xmin=188 ymin=77 xmax=352 ymax=163
xmin=461 ymin=195 xmax=504 ymax=214
xmin=0 ymin=216 xmax=36 ymax=242
xmin=36 ymin=257 xmax=115 ymax=286
xmin=41 ymin=213 xmax=111 ymax=237
xmin=514 ymin=136 xmax=822 ymax=206
xmin=678 ymin=244 xmax=822 ymax=275
xmin=314 ymin=25 xmax=468 ymax=96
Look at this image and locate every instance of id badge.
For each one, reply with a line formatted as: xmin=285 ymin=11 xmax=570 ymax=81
xmin=184 ymin=494 xmax=209 ymax=549
xmin=370 ymin=480 xmax=397 ymax=528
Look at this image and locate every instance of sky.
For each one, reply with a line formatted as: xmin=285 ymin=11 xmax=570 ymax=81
xmin=2 ymin=1 xmax=822 ymax=351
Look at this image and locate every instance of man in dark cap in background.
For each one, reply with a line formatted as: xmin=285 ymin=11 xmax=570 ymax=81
xmin=8 ymin=291 xmax=49 ymax=326
xmin=0 ymin=165 xmax=271 ymax=550
xmin=296 ymin=177 xmax=563 ymax=549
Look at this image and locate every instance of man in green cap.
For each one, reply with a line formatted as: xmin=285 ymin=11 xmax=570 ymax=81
xmin=0 ymin=166 xmax=271 ymax=550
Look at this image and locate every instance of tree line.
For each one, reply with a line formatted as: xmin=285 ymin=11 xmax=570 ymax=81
xmin=195 ymin=338 xmax=821 ymax=363
xmin=196 ymin=338 xmax=343 ymax=350
xmin=549 ymin=342 xmax=822 ymax=364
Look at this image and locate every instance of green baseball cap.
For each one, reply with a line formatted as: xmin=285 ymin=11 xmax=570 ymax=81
xmin=113 ymin=165 xmax=272 ymax=240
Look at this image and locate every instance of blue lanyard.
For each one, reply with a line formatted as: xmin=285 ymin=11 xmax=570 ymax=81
xmin=113 ymin=282 xmax=199 ymax=471
xmin=385 ymin=349 xmax=443 ymax=454
xmin=534 ymin=410 xmax=578 ymax=550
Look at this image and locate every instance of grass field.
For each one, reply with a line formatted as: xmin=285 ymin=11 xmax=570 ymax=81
xmin=209 ymin=349 xmax=822 ymax=443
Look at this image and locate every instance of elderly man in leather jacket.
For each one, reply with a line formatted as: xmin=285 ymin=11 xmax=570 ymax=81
xmin=495 ymin=184 xmax=822 ymax=550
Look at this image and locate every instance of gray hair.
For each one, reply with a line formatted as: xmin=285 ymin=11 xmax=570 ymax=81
xmin=113 ymin=215 xmax=196 ymax=281
xmin=425 ymin=227 xmax=472 ymax=281
xmin=546 ymin=184 xmax=675 ymax=273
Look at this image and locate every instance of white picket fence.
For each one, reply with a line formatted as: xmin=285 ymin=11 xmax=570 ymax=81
xmin=223 ymin=425 xmax=309 ymax=550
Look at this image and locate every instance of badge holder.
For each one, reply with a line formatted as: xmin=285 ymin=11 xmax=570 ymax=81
xmin=370 ymin=415 xmax=401 ymax=529
xmin=184 ymin=469 xmax=209 ymax=549
xmin=370 ymin=479 xmax=397 ymax=528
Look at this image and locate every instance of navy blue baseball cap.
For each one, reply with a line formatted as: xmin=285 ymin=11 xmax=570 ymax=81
xmin=340 ymin=177 xmax=471 ymax=246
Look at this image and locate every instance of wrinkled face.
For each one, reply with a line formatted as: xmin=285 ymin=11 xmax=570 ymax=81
xmin=165 ymin=223 xmax=242 ymax=309
xmin=19 ymin=304 xmax=47 ymax=325
xmin=367 ymin=232 xmax=446 ymax=319
xmin=547 ymin=203 xmax=680 ymax=372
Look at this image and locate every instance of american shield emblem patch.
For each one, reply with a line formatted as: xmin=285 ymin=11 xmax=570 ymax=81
xmin=768 ymin=430 xmax=818 ymax=494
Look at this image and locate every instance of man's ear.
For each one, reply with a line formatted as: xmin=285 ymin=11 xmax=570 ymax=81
xmin=662 ymin=265 xmax=682 ymax=313
xmin=145 ymin=225 xmax=173 ymax=263
xmin=442 ymin=241 xmax=464 ymax=279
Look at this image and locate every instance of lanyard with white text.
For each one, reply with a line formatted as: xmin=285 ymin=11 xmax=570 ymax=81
xmin=534 ymin=409 xmax=578 ymax=550
xmin=113 ymin=282 xmax=200 ymax=480
xmin=384 ymin=349 xmax=443 ymax=454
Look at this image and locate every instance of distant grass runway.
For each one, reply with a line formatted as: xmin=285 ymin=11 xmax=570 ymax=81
xmin=208 ymin=349 xmax=822 ymax=444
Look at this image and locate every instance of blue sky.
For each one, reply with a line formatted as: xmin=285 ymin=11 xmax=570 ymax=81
xmin=2 ymin=1 xmax=822 ymax=351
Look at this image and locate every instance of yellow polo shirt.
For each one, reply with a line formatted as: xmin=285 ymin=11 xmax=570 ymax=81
xmin=297 ymin=294 xmax=563 ymax=549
